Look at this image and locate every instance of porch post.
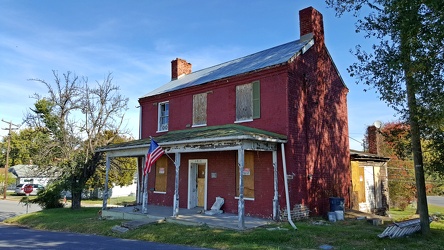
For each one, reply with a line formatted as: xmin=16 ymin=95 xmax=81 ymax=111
xmin=272 ymin=150 xmax=279 ymax=221
xmin=142 ymin=156 xmax=149 ymax=214
xmin=136 ymin=157 xmax=142 ymax=204
xmin=102 ymin=155 xmax=111 ymax=211
xmin=173 ymin=152 xmax=181 ymax=217
xmin=237 ymin=148 xmax=245 ymax=229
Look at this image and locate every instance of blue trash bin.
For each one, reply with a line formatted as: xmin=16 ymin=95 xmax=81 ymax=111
xmin=329 ymin=197 xmax=344 ymax=212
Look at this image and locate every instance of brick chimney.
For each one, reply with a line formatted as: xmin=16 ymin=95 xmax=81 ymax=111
xmin=171 ymin=58 xmax=192 ymax=80
xmin=367 ymin=125 xmax=378 ymax=154
xmin=299 ymin=7 xmax=324 ymax=44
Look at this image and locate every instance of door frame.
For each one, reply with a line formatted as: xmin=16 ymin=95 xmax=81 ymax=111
xmin=187 ymin=159 xmax=208 ymax=210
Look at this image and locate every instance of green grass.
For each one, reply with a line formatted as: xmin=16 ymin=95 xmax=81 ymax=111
xmin=388 ymin=204 xmax=444 ymax=220
xmin=5 ymin=206 xmax=444 ymax=249
xmin=81 ymin=196 xmax=136 ymax=206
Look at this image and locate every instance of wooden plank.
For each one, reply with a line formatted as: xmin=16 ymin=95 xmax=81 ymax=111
xmin=155 ymin=156 xmax=168 ymax=192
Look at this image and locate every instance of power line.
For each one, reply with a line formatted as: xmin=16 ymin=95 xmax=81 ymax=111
xmin=2 ymin=119 xmax=19 ymax=200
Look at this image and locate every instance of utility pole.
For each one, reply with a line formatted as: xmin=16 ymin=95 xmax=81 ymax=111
xmin=2 ymin=119 xmax=19 ymax=200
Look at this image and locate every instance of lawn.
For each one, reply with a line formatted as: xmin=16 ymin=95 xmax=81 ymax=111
xmin=5 ymin=204 xmax=444 ymax=249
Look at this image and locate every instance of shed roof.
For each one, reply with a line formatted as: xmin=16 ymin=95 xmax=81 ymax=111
xmin=140 ymin=35 xmax=314 ymax=98
xmin=350 ymin=150 xmax=390 ymax=163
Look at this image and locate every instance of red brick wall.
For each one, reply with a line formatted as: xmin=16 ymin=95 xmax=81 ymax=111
xmin=147 ymin=151 xmax=276 ymax=218
xmin=139 ymin=65 xmax=290 ymax=138
xmin=284 ymin=30 xmax=350 ymax=215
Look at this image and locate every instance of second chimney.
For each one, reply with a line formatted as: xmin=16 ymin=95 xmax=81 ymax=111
xmin=171 ymin=58 xmax=192 ymax=80
xmin=367 ymin=125 xmax=378 ymax=155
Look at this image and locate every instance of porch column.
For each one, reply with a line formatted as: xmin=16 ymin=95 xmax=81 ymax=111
xmin=272 ymin=150 xmax=279 ymax=221
xmin=237 ymin=148 xmax=245 ymax=229
xmin=136 ymin=157 xmax=142 ymax=204
xmin=173 ymin=152 xmax=181 ymax=217
xmin=102 ymin=155 xmax=111 ymax=211
xmin=142 ymin=156 xmax=149 ymax=214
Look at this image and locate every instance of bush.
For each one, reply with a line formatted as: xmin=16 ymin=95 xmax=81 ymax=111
xmin=29 ymin=183 xmax=64 ymax=209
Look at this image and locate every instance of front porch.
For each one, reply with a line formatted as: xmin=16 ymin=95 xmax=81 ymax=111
xmin=101 ymin=204 xmax=274 ymax=230
xmin=98 ymin=124 xmax=289 ymax=229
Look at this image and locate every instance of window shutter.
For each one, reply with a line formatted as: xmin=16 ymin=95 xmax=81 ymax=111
xmin=252 ymin=81 xmax=260 ymax=119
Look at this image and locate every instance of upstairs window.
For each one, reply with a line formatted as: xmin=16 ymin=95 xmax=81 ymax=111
xmin=158 ymin=101 xmax=169 ymax=132
xmin=235 ymin=81 xmax=260 ymax=122
xmin=192 ymin=93 xmax=207 ymax=127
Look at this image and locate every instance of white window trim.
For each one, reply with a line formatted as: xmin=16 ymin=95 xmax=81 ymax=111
xmin=153 ymin=191 xmax=167 ymax=194
xmin=157 ymin=101 xmax=169 ymax=132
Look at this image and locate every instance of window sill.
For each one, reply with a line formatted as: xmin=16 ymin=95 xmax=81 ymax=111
xmin=235 ymin=196 xmax=255 ymax=201
xmin=234 ymin=119 xmax=253 ymax=124
xmin=153 ymin=191 xmax=166 ymax=194
xmin=156 ymin=130 xmax=168 ymax=133
xmin=192 ymin=124 xmax=207 ymax=128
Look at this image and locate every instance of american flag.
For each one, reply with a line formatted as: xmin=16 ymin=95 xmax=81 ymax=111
xmin=144 ymin=139 xmax=165 ymax=175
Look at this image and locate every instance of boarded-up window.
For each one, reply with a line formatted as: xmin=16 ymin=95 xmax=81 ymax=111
xmin=154 ymin=156 xmax=168 ymax=192
xmin=236 ymin=81 xmax=260 ymax=122
xmin=236 ymin=151 xmax=255 ymax=198
xmin=192 ymin=93 xmax=207 ymax=126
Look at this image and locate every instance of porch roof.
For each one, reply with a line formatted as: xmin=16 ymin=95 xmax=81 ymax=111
xmin=98 ymin=124 xmax=287 ymax=155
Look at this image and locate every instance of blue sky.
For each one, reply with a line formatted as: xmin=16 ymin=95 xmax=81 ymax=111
xmin=0 ymin=1 xmax=397 ymax=150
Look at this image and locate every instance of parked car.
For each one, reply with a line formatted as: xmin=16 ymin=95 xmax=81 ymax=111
xmin=14 ymin=184 xmax=45 ymax=196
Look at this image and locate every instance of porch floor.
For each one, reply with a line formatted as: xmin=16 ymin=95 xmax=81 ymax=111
xmin=102 ymin=204 xmax=275 ymax=230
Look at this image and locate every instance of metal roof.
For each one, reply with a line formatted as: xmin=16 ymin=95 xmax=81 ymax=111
xmin=8 ymin=164 xmax=60 ymax=178
xmin=140 ymin=35 xmax=314 ymax=98
xmin=98 ymin=124 xmax=287 ymax=152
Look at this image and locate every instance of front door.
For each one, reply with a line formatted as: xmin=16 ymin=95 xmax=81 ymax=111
xmin=364 ymin=166 xmax=375 ymax=211
xmin=188 ymin=159 xmax=207 ymax=209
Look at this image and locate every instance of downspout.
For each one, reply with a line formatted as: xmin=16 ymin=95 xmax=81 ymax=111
xmin=281 ymin=143 xmax=297 ymax=230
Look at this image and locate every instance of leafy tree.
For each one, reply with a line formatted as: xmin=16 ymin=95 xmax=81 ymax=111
xmin=371 ymin=122 xmax=416 ymax=209
xmin=25 ymin=71 xmax=129 ymax=209
xmin=2 ymin=128 xmax=50 ymax=166
xmin=0 ymin=172 xmax=15 ymax=194
xmin=326 ymin=0 xmax=443 ymax=235
xmin=86 ymin=131 xmax=137 ymax=193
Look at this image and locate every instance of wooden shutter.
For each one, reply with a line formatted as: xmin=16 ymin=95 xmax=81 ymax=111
xmin=252 ymin=81 xmax=260 ymax=119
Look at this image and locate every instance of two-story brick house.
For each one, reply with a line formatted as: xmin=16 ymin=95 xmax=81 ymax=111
xmin=100 ymin=7 xmax=350 ymax=225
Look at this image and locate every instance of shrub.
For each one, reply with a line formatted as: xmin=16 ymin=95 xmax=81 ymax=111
xmin=29 ymin=183 xmax=64 ymax=209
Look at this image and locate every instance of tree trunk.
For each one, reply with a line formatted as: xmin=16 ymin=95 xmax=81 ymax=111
xmin=406 ymin=83 xmax=430 ymax=235
xmin=71 ymin=189 xmax=82 ymax=209
xmin=400 ymin=2 xmax=430 ymax=236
